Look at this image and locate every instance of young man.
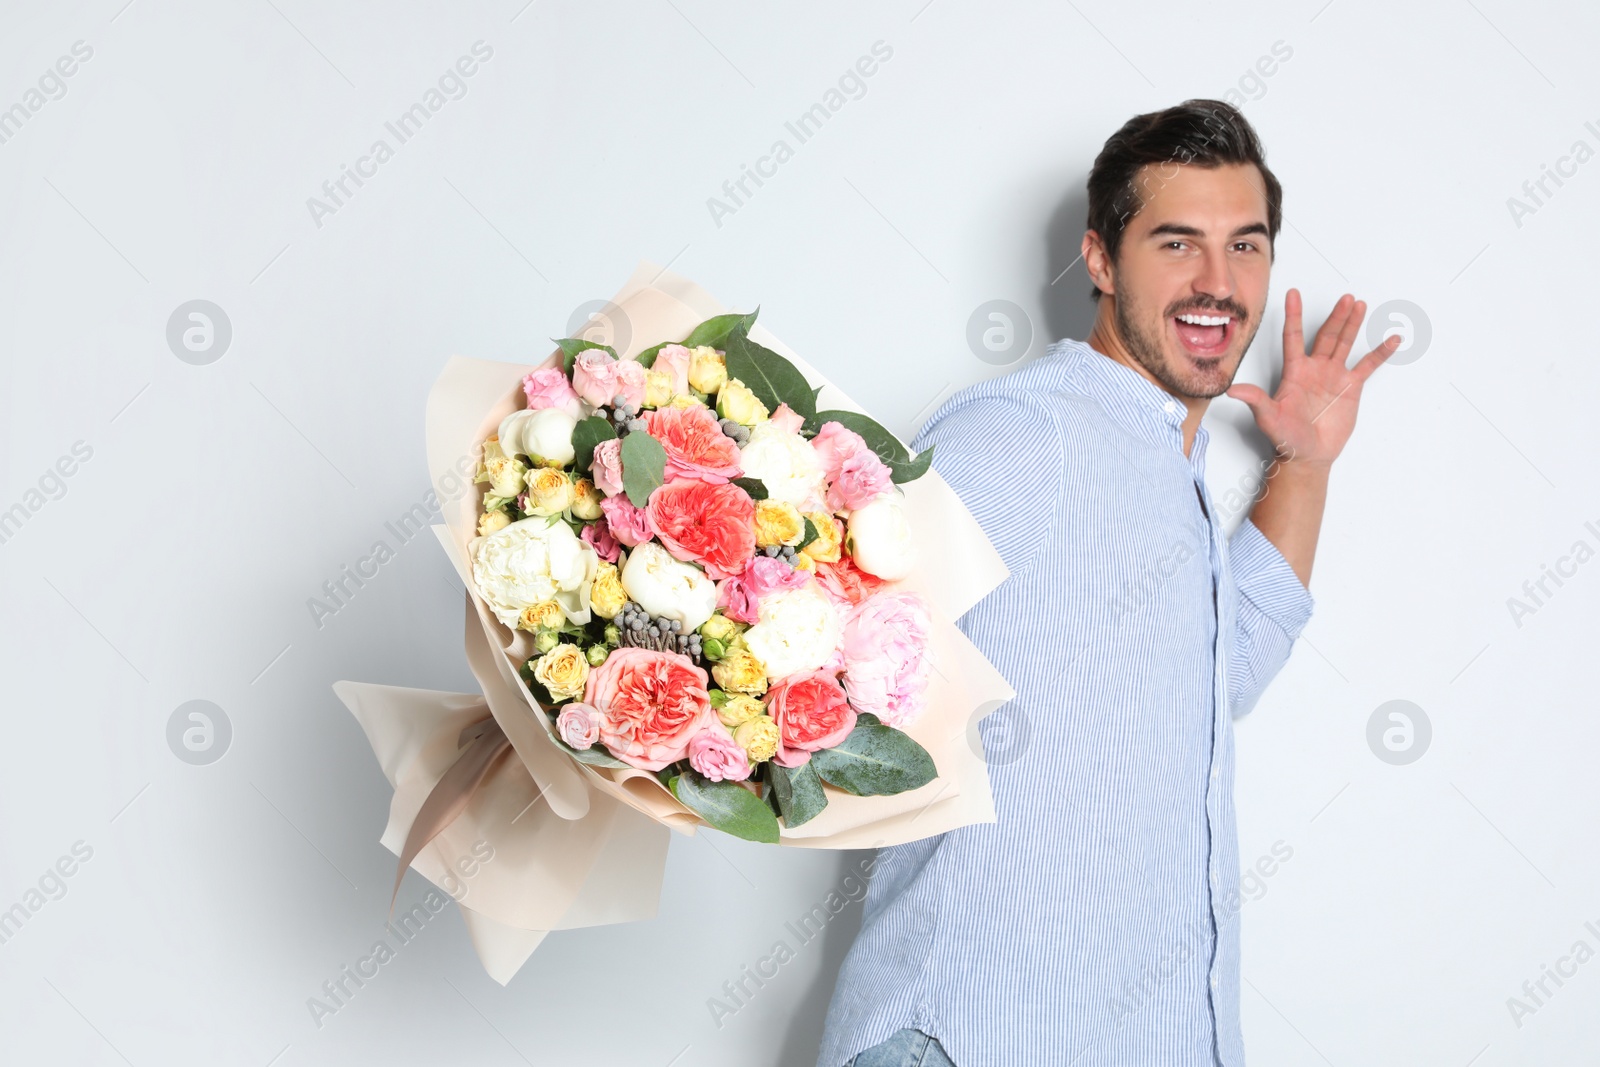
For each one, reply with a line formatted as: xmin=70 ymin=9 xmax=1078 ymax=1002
xmin=816 ymin=99 xmax=1399 ymax=1067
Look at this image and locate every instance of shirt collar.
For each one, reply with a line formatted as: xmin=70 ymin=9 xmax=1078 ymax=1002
xmin=1056 ymin=338 xmax=1209 ymax=472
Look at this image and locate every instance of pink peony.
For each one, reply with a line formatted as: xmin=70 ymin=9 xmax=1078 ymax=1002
xmin=652 ymin=344 xmax=692 ymax=397
xmin=581 ymin=520 xmax=621 ymax=563
xmin=646 ymin=478 xmax=755 ymax=581
xmin=591 ymin=437 xmax=625 ymax=497
xmin=768 ymin=402 xmax=805 ymax=436
xmin=767 ymin=670 xmax=857 ymax=768
xmin=714 ymin=556 xmax=809 ymax=624
xmin=827 ymin=449 xmax=894 ymax=512
xmin=811 ymin=421 xmax=871 ymax=480
xmin=840 ymin=593 xmax=932 ymax=728
xmin=645 ymin=404 xmax=743 ymax=483
xmin=600 ymin=493 xmax=653 ymax=546
xmin=584 ymin=648 xmax=716 ymax=771
xmin=523 ymin=366 xmax=582 ymax=417
xmin=556 ymin=702 xmax=601 ymax=749
xmin=687 ymin=721 xmax=752 ymax=782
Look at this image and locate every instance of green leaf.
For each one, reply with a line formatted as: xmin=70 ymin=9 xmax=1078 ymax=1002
xmin=552 ymin=736 xmax=631 ymax=768
xmin=570 ymin=416 xmax=616 ymax=476
xmin=682 ymin=310 xmax=759 ymax=350
xmin=731 ymin=476 xmax=768 ymax=501
xmin=552 ymin=337 xmax=617 ymax=376
xmin=807 ymin=410 xmax=934 ymax=483
xmin=670 ymin=770 xmax=781 ymax=843
xmin=634 ymin=342 xmax=667 ymax=369
xmin=809 ymin=722 xmax=937 ymax=797
xmin=795 ymin=516 xmax=819 ymax=552
xmin=724 ymin=330 xmax=817 ymax=421
xmin=853 ymin=711 xmax=882 ymax=727
xmin=768 ymin=760 xmax=829 ymax=828
xmin=620 ymin=431 xmax=667 ymax=509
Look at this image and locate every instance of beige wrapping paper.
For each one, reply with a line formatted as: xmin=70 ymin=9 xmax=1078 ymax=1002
xmin=337 ymin=263 xmax=1017 ymax=981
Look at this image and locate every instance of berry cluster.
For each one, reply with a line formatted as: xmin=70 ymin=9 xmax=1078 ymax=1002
xmin=760 ymin=543 xmax=800 ymax=565
xmin=617 ymin=600 xmax=703 ymax=662
xmin=609 ymin=393 xmax=647 ymax=436
xmin=717 ymin=417 xmax=750 ymax=445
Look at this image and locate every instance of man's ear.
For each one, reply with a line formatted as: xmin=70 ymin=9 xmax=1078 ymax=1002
xmin=1082 ymin=230 xmax=1114 ymax=298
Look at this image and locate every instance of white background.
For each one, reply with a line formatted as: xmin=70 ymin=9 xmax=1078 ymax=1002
xmin=1 ymin=1 xmax=1596 ymax=1064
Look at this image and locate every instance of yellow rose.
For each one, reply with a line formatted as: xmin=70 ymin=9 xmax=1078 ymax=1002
xmin=571 ymin=477 xmax=604 ymax=521
xmin=716 ymin=379 xmax=770 ymax=427
xmin=793 ymin=553 xmax=816 ymax=571
xmin=476 ymin=436 xmax=528 ymax=506
xmin=518 ymin=599 xmax=566 ymax=632
xmin=797 ymin=511 xmax=844 ymax=564
xmin=644 ymin=369 xmax=675 ymax=409
xmin=734 ymin=715 xmax=779 ymax=763
xmin=712 ymin=647 xmax=768 ymax=696
xmin=717 ymin=693 xmax=765 ymax=729
xmin=478 ymin=509 xmax=513 ymax=537
xmin=668 ymin=393 xmax=707 ymax=409
xmin=533 ymin=642 xmax=589 ymax=701
xmin=753 ymin=499 xmax=805 ymax=548
xmin=589 ymin=561 xmax=627 ymax=620
xmin=525 ymin=467 xmax=575 ymax=517
xmin=687 ymin=345 xmax=727 ymax=394
xmin=698 ymin=613 xmax=742 ymax=644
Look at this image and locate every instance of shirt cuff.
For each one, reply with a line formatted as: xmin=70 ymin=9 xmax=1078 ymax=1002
xmin=1228 ymin=517 xmax=1315 ymax=641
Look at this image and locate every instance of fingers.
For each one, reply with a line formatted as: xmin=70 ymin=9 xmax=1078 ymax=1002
xmin=1330 ymin=298 xmax=1366 ymax=364
xmin=1348 ymin=334 xmax=1402 ymax=386
xmin=1311 ymin=293 xmax=1355 ymax=359
xmin=1282 ymin=288 xmax=1305 ymax=359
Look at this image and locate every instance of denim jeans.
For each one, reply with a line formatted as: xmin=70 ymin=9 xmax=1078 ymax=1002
xmin=843 ymin=1027 xmax=957 ymax=1067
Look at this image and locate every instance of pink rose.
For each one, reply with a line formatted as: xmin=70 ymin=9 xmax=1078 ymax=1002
xmin=645 ymin=405 xmax=743 ymax=483
xmin=591 ymin=437 xmax=625 ymax=497
xmin=584 ymin=648 xmax=715 ymax=771
xmin=652 ymin=344 xmax=691 ymax=397
xmin=767 ymin=670 xmax=856 ymax=768
xmin=613 ymin=358 xmax=648 ymax=410
xmin=841 ymin=593 xmax=932 ymax=728
xmin=523 ymin=366 xmax=582 ymax=418
xmin=769 ymin=402 xmax=805 ymax=435
xmin=581 ymin=520 xmax=621 ymax=563
xmin=714 ymin=557 xmax=809 ymax=624
xmin=556 ymin=702 xmax=601 ymax=749
xmin=600 ymin=493 xmax=653 ymax=546
xmin=827 ymin=450 xmax=894 ymax=512
xmin=571 ymin=349 xmax=620 ymax=408
xmin=687 ymin=722 xmax=752 ymax=782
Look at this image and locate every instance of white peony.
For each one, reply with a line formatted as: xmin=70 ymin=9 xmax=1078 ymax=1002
xmin=738 ymin=422 xmax=827 ymax=513
xmin=499 ymin=407 xmax=576 ymax=467
xmin=619 ymin=542 xmax=718 ymax=632
xmin=471 ymin=516 xmax=599 ymax=628
xmin=742 ymin=579 xmax=844 ymax=681
xmin=846 ymin=492 xmax=917 ymax=580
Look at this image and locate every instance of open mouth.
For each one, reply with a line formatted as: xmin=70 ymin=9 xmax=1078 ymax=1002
xmin=1170 ymin=311 xmax=1235 ymax=359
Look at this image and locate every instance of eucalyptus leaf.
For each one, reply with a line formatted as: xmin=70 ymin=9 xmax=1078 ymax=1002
xmin=768 ymin=760 xmax=829 ymax=828
xmin=571 ymin=416 xmax=616 ymax=476
xmin=724 ymin=330 xmax=817 ymax=420
xmin=731 ymin=477 xmax=768 ymax=501
xmin=670 ymin=770 xmax=781 ymax=843
xmin=681 ymin=310 xmax=759 ymax=350
xmin=620 ymin=431 xmax=667 ymax=509
xmin=809 ymin=722 xmax=937 ymax=797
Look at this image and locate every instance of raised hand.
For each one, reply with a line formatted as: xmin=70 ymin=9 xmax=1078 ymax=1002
xmin=1225 ymin=289 xmax=1400 ymax=467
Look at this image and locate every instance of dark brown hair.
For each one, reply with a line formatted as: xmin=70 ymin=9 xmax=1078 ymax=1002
xmin=1085 ymin=98 xmax=1282 ymax=301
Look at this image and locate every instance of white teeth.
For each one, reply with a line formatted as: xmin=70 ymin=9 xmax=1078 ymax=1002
xmin=1176 ymin=313 xmax=1230 ymax=326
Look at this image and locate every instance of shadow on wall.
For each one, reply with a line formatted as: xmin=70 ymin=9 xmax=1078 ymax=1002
xmin=775 ymin=849 xmax=871 ymax=1067
xmin=1040 ymin=188 xmax=1099 ymax=347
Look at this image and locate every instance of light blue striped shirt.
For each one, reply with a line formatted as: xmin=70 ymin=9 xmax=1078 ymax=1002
xmin=817 ymin=338 xmax=1315 ymax=1067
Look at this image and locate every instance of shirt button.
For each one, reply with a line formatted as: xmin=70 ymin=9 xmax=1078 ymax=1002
xmin=1210 ymin=767 xmax=1219 ymax=782
xmin=1163 ymin=400 xmax=1179 ymax=414
xmin=1210 ymin=871 xmax=1218 ymax=885
xmin=1211 ymin=975 xmax=1219 ymax=989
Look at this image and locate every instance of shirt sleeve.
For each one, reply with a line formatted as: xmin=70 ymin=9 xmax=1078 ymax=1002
xmin=909 ymin=390 xmax=1067 ymax=581
xmin=1226 ymin=516 xmax=1315 ymax=719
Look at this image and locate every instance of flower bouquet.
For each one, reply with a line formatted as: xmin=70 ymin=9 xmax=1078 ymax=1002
xmin=337 ymin=264 xmax=1016 ymax=982
xmin=472 ymin=306 xmax=943 ymax=841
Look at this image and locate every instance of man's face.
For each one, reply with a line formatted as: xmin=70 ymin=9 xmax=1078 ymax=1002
xmin=1101 ymin=161 xmax=1273 ymax=399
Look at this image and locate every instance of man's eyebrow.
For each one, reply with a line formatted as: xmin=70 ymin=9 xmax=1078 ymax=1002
xmin=1145 ymin=221 xmax=1271 ymax=241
